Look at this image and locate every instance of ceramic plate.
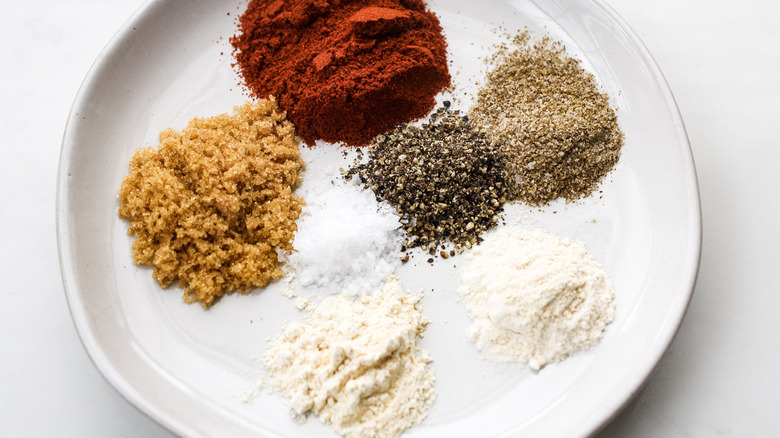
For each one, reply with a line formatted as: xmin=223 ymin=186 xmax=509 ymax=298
xmin=57 ymin=0 xmax=701 ymax=436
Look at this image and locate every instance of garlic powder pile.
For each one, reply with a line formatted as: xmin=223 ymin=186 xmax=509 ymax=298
xmin=460 ymin=224 xmax=615 ymax=370
xmin=283 ymin=181 xmax=403 ymax=297
xmin=264 ymin=278 xmax=435 ymax=438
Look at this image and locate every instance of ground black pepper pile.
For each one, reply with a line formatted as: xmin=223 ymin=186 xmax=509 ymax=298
xmin=470 ymin=32 xmax=624 ymax=205
xmin=346 ymin=105 xmax=508 ymax=258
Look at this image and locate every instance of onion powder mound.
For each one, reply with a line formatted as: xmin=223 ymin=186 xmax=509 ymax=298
xmin=282 ymin=181 xmax=404 ymax=297
xmin=460 ymin=223 xmax=615 ymax=370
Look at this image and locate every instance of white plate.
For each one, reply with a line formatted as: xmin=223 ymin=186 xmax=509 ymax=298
xmin=57 ymin=0 xmax=701 ymax=437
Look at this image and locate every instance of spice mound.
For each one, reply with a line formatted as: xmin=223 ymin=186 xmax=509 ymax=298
xmin=264 ymin=278 xmax=435 ymax=438
xmin=231 ymin=0 xmax=451 ymax=146
xmin=460 ymin=224 xmax=615 ymax=370
xmin=470 ymin=33 xmax=624 ymax=205
xmin=118 ymin=99 xmax=304 ymax=308
xmin=347 ymin=105 xmax=508 ymax=255
xmin=282 ymin=181 xmax=403 ymax=297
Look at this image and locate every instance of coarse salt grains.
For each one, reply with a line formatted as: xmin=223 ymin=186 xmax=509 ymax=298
xmin=282 ymin=180 xmax=404 ymax=297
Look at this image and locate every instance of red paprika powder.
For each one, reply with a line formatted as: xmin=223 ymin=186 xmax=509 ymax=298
xmin=231 ymin=0 xmax=451 ymax=146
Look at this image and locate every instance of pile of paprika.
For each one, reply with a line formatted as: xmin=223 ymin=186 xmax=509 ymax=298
xmin=231 ymin=0 xmax=451 ymax=146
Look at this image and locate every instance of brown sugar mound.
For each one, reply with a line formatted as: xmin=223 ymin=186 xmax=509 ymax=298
xmin=118 ymin=99 xmax=305 ymax=308
xmin=231 ymin=0 xmax=451 ymax=146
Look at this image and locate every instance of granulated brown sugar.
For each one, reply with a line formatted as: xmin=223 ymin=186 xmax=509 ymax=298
xmin=118 ymin=99 xmax=305 ymax=308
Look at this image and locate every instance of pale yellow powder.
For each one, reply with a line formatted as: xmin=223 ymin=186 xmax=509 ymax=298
xmin=264 ymin=278 xmax=435 ymax=438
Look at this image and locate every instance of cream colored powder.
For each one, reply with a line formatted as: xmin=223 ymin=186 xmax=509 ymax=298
xmin=241 ymin=377 xmax=265 ymax=403
xmin=460 ymin=224 xmax=615 ymax=370
xmin=264 ymin=278 xmax=435 ymax=438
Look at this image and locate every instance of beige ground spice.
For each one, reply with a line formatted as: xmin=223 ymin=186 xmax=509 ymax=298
xmin=264 ymin=277 xmax=435 ymax=438
xmin=470 ymin=32 xmax=624 ymax=205
xmin=118 ymin=99 xmax=304 ymax=308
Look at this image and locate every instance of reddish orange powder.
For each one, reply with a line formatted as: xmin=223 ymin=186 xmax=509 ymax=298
xmin=231 ymin=0 xmax=451 ymax=146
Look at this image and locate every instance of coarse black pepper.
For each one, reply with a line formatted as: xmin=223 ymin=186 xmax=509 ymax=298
xmin=346 ymin=106 xmax=508 ymax=254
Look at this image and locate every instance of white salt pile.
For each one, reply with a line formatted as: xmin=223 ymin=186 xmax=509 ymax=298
xmin=283 ymin=181 xmax=403 ymax=297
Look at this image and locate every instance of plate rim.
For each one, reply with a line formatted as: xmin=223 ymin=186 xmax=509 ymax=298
xmin=575 ymin=0 xmax=701 ymax=434
xmin=56 ymin=2 xmax=202 ymax=436
xmin=56 ymin=0 xmax=702 ymax=436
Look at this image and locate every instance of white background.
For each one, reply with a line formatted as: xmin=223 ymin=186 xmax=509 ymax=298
xmin=1 ymin=0 xmax=778 ymax=437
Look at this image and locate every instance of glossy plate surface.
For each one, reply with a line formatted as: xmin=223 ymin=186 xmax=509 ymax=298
xmin=57 ymin=0 xmax=701 ymax=436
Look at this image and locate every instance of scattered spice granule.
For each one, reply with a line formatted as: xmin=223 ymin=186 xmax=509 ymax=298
xmin=346 ymin=105 xmax=508 ymax=255
xmin=118 ymin=99 xmax=305 ymax=308
xmin=470 ymin=32 xmax=624 ymax=205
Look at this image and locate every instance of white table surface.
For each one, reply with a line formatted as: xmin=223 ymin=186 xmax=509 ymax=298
xmin=2 ymin=0 xmax=778 ymax=436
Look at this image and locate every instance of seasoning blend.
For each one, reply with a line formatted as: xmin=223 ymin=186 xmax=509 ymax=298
xmin=460 ymin=223 xmax=615 ymax=370
xmin=347 ymin=106 xmax=508 ymax=257
xmin=231 ymin=0 xmax=451 ymax=146
xmin=118 ymin=99 xmax=304 ymax=308
xmin=470 ymin=32 xmax=624 ymax=205
xmin=111 ymin=1 xmax=631 ymax=431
